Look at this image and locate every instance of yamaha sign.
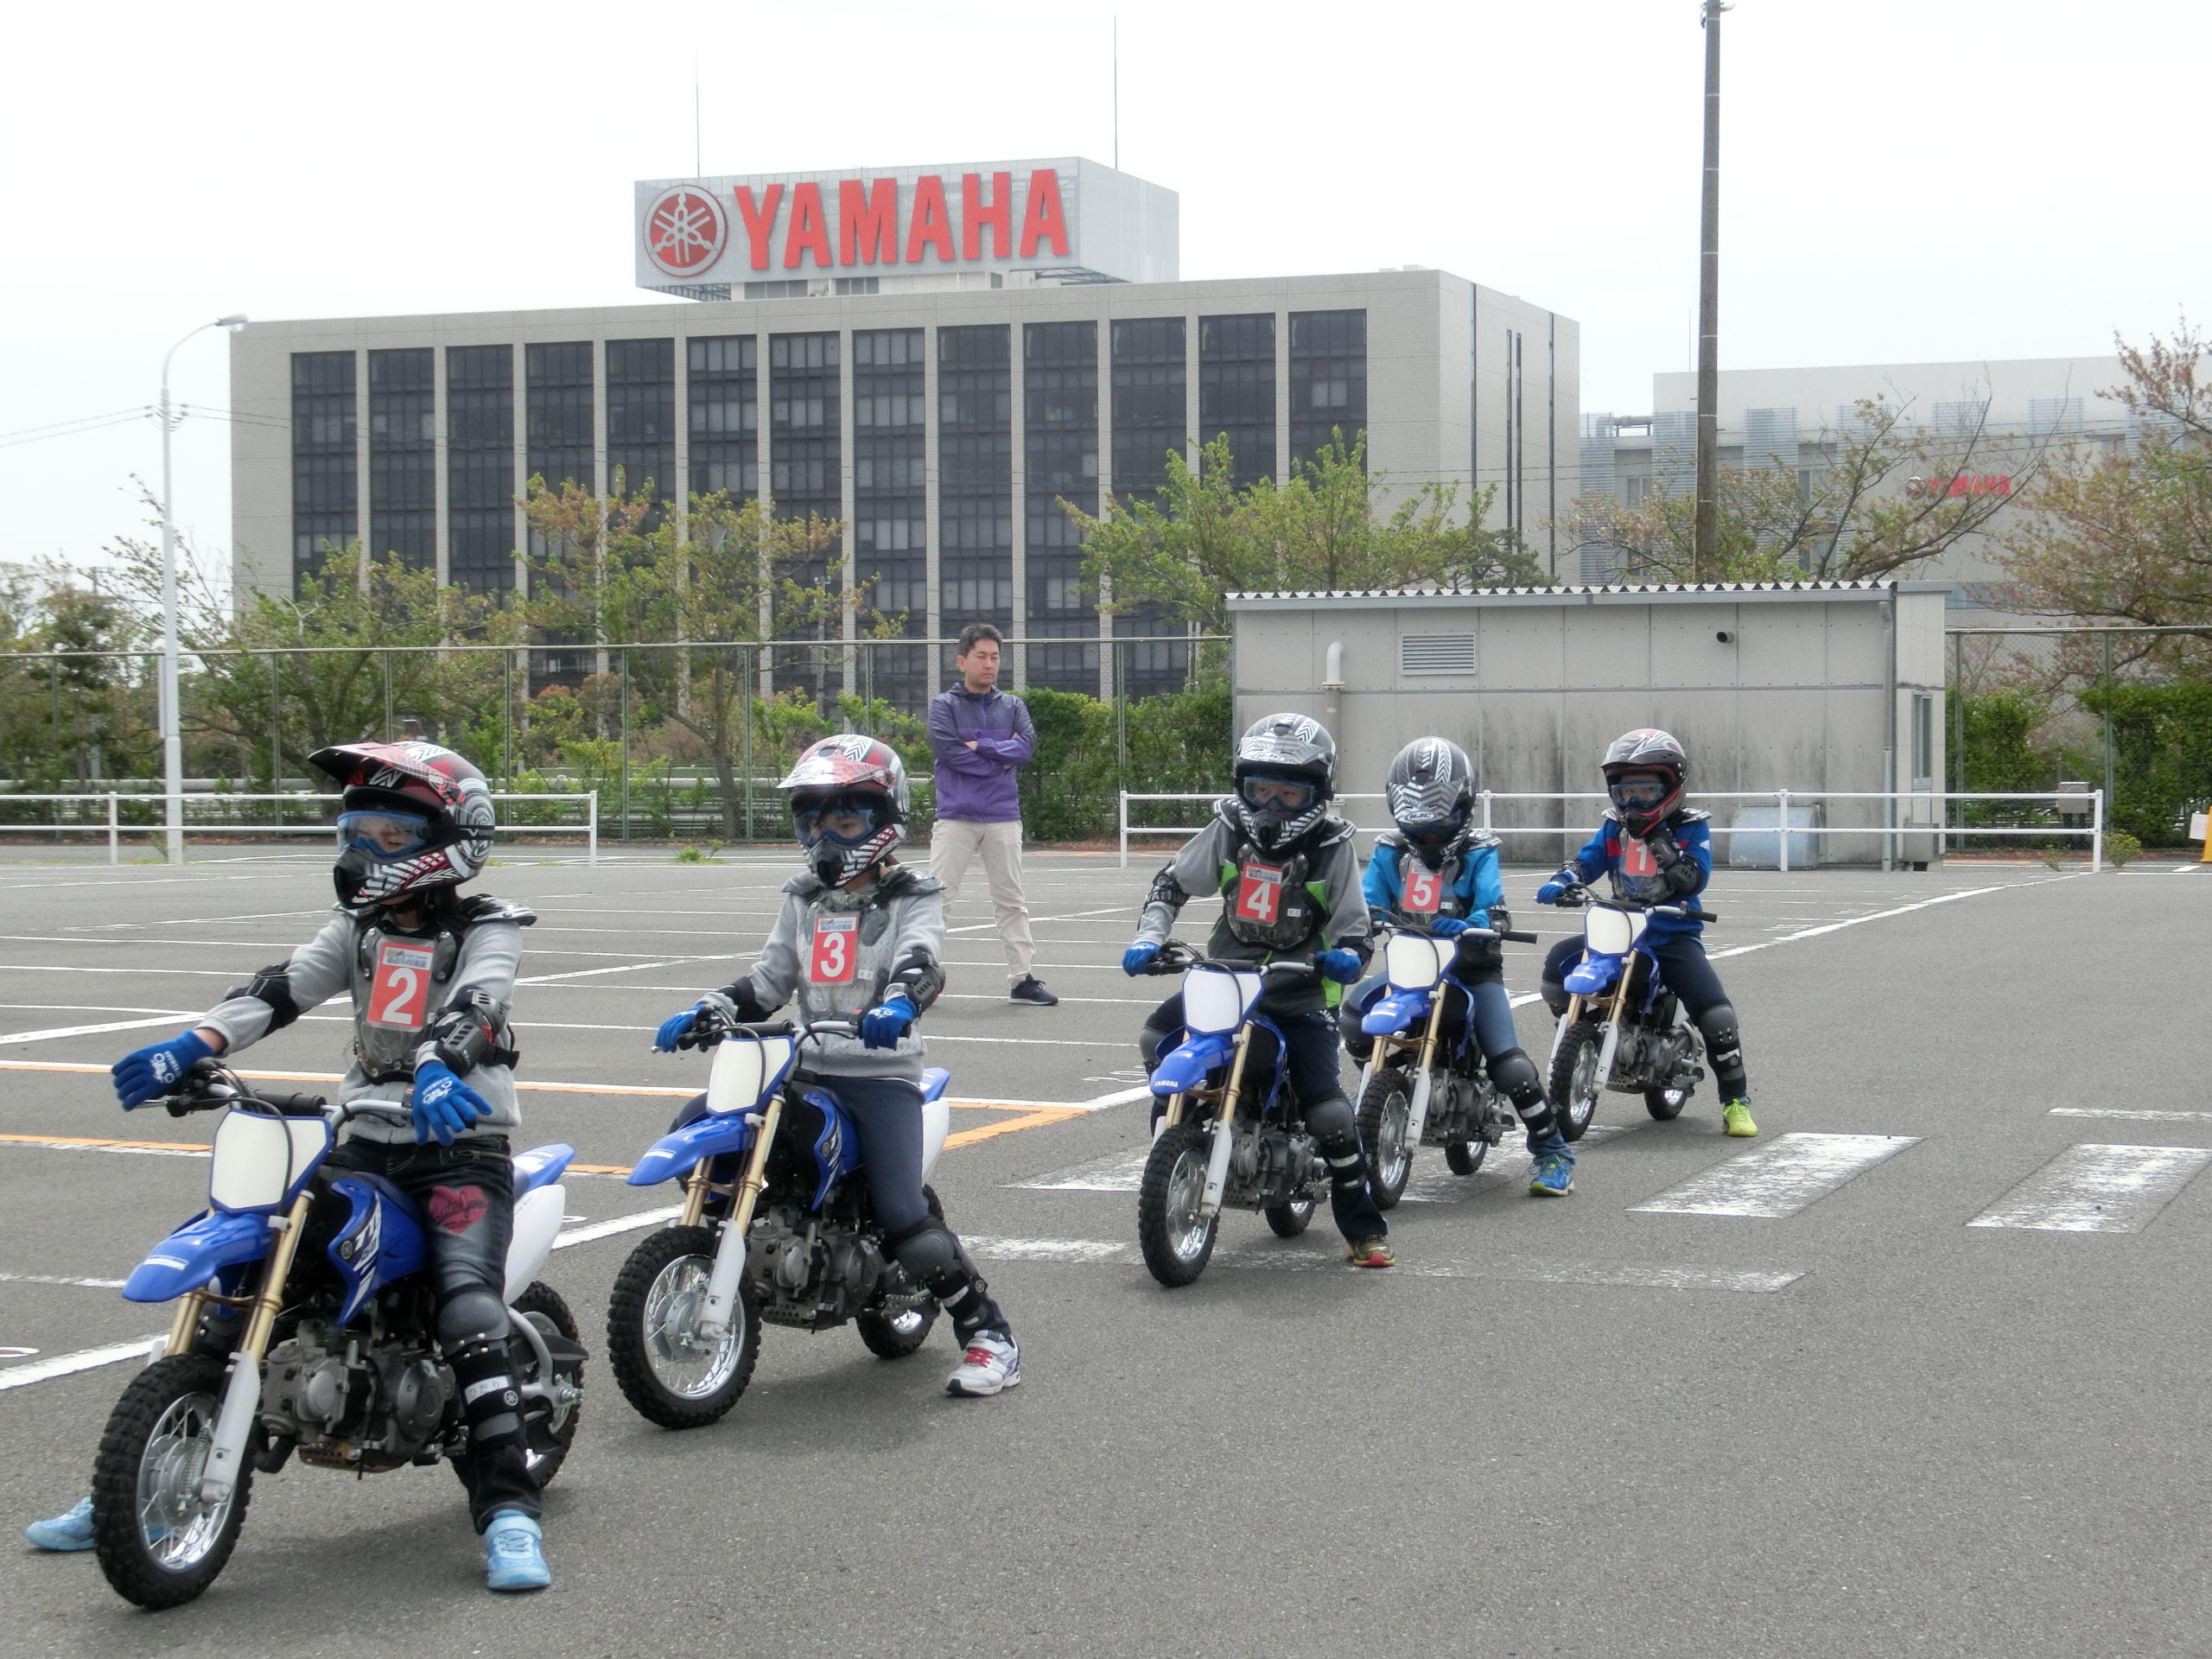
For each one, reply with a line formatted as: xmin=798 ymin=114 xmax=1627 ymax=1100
xmin=633 ymin=157 xmax=1178 ymax=294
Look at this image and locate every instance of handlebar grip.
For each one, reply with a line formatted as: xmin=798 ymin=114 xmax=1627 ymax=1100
xmin=258 ymin=1091 xmax=330 ymax=1117
xmin=1682 ymin=907 xmax=1718 ymax=923
xmin=1501 ymin=930 xmax=1538 ymax=944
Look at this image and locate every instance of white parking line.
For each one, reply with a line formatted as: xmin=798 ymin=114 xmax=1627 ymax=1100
xmin=1630 ymin=1133 xmax=1920 ymax=1219
xmin=0 ymin=1336 xmax=162 ymax=1392
xmin=1967 ymin=1144 xmax=2212 ymax=1234
xmin=0 ymin=1271 xmax=129 ymax=1289
xmin=549 ymin=1205 xmax=683 ymax=1248
xmin=2050 ymin=1108 xmax=2212 ymax=1122
xmin=0 ymin=1015 xmax=200 ymax=1047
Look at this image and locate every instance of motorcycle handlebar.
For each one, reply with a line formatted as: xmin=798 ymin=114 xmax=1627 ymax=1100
xmin=1144 ymin=943 xmax=1319 ymax=980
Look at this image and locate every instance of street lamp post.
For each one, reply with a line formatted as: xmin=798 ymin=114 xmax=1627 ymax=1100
xmin=158 ymin=315 xmax=247 ymax=865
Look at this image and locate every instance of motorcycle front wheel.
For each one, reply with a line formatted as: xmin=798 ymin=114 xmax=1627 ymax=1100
xmin=1356 ymin=1068 xmax=1415 ymax=1209
xmin=606 ymin=1224 xmax=759 ymax=1429
xmin=92 ymin=1352 xmax=250 ymax=1610
xmin=1138 ymin=1121 xmax=1220 ymax=1287
xmin=1548 ymin=1025 xmax=1604 ymax=1142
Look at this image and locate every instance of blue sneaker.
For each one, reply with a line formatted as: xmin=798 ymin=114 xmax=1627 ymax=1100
xmin=484 ymin=1511 xmax=550 ymax=1592
xmin=1529 ymin=1153 xmax=1575 ymax=1197
xmin=25 ymin=1497 xmax=95 ymax=1552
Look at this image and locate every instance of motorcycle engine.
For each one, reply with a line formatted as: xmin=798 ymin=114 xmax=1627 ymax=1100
xmin=264 ymin=1319 xmax=449 ymax=1472
xmin=747 ymin=1208 xmax=887 ymax=1329
xmin=1246 ymin=1128 xmax=1318 ymax=1205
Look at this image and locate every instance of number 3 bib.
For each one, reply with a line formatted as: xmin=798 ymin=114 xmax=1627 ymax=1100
xmin=365 ymin=939 xmax=435 ymax=1030
xmin=809 ymin=914 xmax=860 ymax=984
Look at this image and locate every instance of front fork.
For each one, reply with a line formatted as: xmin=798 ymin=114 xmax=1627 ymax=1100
xmin=1197 ymin=1029 xmax=1256 ymax=1218
xmin=198 ymin=1190 xmax=313 ymax=1505
xmin=697 ymin=1094 xmax=784 ymax=1344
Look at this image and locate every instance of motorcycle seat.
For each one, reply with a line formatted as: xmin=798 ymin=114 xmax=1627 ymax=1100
xmin=512 ymin=1143 xmax=576 ymax=1196
xmin=920 ymin=1068 xmax=950 ymax=1104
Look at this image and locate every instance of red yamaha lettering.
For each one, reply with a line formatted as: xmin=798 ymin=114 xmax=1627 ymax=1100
xmin=1235 ymin=861 xmax=1287 ymax=925
xmin=809 ymin=914 xmax=860 ymax=984
xmin=366 ymin=940 xmax=435 ymax=1030
xmin=838 ymin=178 xmax=900 ymax=265
xmin=1019 ymin=168 xmax=1069 ymax=257
xmin=783 ymin=181 xmax=834 ymax=270
xmin=961 ymin=172 xmax=1014 ymax=261
xmin=734 ymin=183 xmax=783 ymax=271
xmin=906 ymin=175 xmax=956 ymax=264
xmin=1402 ymin=866 xmax=1442 ymax=917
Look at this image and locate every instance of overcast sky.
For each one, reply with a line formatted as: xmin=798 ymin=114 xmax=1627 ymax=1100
xmin=4 ymin=0 xmax=2204 ymax=593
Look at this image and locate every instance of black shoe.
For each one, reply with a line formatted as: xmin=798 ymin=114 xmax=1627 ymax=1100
xmin=1008 ymin=976 xmax=1058 ymax=1006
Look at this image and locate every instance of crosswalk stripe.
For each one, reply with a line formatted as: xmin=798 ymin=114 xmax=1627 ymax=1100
xmin=2049 ymin=1108 xmax=2212 ymax=1123
xmin=1630 ymin=1132 xmax=1919 ymax=1219
xmin=1967 ymin=1144 xmax=2212 ymax=1234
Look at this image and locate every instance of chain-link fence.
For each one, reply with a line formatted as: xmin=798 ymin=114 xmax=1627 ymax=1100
xmin=0 ymin=633 xmax=1230 ymax=849
xmin=1948 ymin=624 xmax=2212 ymax=848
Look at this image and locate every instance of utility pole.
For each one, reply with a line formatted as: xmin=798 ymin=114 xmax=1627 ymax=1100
xmin=1694 ymin=0 xmax=1727 ymax=580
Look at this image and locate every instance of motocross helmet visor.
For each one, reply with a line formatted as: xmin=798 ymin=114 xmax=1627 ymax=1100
xmin=791 ymin=791 xmax=884 ymax=847
xmin=1239 ymin=772 xmax=1317 ymax=813
xmin=336 ymin=809 xmax=435 ymax=861
xmin=1607 ymin=773 xmax=1672 ymax=810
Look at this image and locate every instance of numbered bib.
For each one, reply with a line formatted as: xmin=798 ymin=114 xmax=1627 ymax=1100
xmin=365 ymin=939 xmax=435 ymax=1030
xmin=1233 ymin=861 xmax=1287 ymax=926
xmin=1401 ymin=865 xmax=1442 ymax=918
xmin=809 ymin=914 xmax=860 ymax=984
xmin=1621 ymin=837 xmax=1659 ymax=878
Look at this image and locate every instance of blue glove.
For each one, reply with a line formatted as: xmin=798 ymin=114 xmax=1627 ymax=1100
xmin=1428 ymin=915 xmax=1472 ymax=937
xmin=1317 ymin=949 xmax=1362 ymax=985
xmin=860 ymin=994 xmax=916 ymax=1051
xmin=411 ymin=1059 xmax=493 ymax=1146
xmin=653 ymin=1003 xmax=707 ymax=1052
xmin=113 ymin=1030 xmax=214 ymax=1111
xmin=1122 ymin=941 xmax=1160 ymax=977
xmin=1535 ymin=877 xmax=1571 ymax=906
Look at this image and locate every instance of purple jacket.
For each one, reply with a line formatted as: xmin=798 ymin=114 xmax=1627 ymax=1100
xmin=927 ymin=683 xmax=1036 ymax=823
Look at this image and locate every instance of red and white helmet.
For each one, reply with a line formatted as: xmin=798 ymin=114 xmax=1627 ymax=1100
xmin=311 ymin=741 xmax=495 ymax=911
xmin=778 ymin=734 xmax=910 ymax=886
xmin=1599 ymin=728 xmax=1688 ymax=837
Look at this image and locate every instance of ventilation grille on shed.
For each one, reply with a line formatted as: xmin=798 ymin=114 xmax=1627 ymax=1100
xmin=1399 ymin=632 xmax=1478 ymax=675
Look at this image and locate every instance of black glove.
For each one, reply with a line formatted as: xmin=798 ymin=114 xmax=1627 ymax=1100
xmin=1643 ymin=831 xmax=1682 ymax=869
xmin=1452 ymin=929 xmax=1504 ymax=976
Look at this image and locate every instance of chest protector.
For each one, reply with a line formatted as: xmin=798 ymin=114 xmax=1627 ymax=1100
xmin=351 ymin=916 xmax=465 ymax=1082
xmin=790 ymin=883 xmax=913 ymax=1024
xmin=1217 ymin=843 xmax=1324 ymax=952
xmin=1382 ymin=837 xmax=1466 ymax=924
xmin=1610 ymin=809 xmax=1707 ymax=906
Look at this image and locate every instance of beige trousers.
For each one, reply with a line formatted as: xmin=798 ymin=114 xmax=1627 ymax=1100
xmin=927 ymin=817 xmax=1035 ymax=982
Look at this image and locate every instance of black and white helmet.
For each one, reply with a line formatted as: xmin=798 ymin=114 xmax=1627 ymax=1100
xmin=1385 ymin=736 xmax=1476 ymax=864
xmin=1232 ymin=712 xmax=1336 ymax=849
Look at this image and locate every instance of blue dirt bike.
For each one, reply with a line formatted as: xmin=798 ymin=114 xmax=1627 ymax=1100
xmin=91 ymin=1061 xmax=582 ymax=1610
xmin=1353 ymin=919 xmax=1540 ymax=1204
xmin=1134 ymin=944 xmax=1336 ymax=1287
xmin=604 ymin=996 xmax=955 ymax=1429
xmin=1543 ymin=885 xmax=1718 ymax=1137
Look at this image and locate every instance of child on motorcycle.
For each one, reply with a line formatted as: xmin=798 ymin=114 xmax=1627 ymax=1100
xmin=1340 ymin=737 xmax=1577 ymax=1195
xmin=649 ymin=734 xmax=1020 ymax=1397
xmin=1535 ymin=728 xmax=1757 ymax=1138
xmin=26 ymin=741 xmax=555 ymax=1592
xmin=1121 ymin=713 xmax=1395 ymax=1268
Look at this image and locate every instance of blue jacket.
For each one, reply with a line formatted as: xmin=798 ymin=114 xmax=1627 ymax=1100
xmin=1561 ymin=810 xmax=1713 ymax=941
xmin=1363 ymin=832 xmax=1505 ymax=929
xmin=926 ymin=684 xmax=1035 ymax=823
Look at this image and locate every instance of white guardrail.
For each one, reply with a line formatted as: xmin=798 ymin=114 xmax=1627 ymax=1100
xmin=1117 ymin=789 xmax=2106 ymax=873
xmin=0 ymin=791 xmax=600 ymax=867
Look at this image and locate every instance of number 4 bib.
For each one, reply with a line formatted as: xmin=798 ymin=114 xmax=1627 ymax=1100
xmin=1234 ymin=861 xmax=1287 ymax=925
xmin=365 ymin=939 xmax=435 ymax=1030
xmin=809 ymin=914 xmax=860 ymax=984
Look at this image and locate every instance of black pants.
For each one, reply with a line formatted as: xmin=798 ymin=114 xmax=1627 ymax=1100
xmin=323 ymin=1135 xmax=538 ymax=1530
xmin=1541 ymin=932 xmax=1748 ymax=1098
xmin=1141 ymin=995 xmax=1387 ymax=1243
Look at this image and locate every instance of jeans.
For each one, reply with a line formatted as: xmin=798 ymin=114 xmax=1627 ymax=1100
xmin=321 ymin=1135 xmax=538 ymax=1529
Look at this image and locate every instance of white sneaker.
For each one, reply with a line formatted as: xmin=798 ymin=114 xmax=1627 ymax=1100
xmin=945 ymin=1331 xmax=1020 ymax=1397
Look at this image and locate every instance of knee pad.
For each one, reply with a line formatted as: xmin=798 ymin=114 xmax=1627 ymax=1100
xmin=447 ymin=1334 xmax=524 ymax=1448
xmin=1303 ymin=1093 xmax=1356 ymax=1152
xmin=885 ymin=1218 xmax=982 ymax=1303
xmin=1138 ymin=1023 xmax=1175 ymax=1074
xmin=436 ymin=1287 xmax=511 ymax=1354
xmin=1696 ymin=1003 xmax=1743 ymax=1067
xmin=1338 ymin=1009 xmax=1375 ymax=1061
xmin=668 ymin=1091 xmax=709 ymax=1133
xmin=1488 ymin=1047 xmax=1545 ymax=1111
xmin=1540 ymin=982 xmax=1570 ymax=1018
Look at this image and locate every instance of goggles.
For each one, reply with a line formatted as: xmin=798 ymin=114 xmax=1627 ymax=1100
xmin=791 ymin=794 xmax=883 ymax=846
xmin=1400 ymin=813 xmax=1461 ymax=846
xmin=1240 ymin=774 xmax=1315 ymax=812
xmin=337 ymin=809 xmax=433 ymax=861
xmin=1609 ymin=775 xmax=1672 ymax=807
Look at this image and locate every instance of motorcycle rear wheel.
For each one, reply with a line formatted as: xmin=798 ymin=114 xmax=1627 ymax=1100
xmin=92 ymin=1352 xmax=250 ymax=1610
xmin=1445 ymin=1138 xmax=1487 ymax=1176
xmin=1138 ymin=1121 xmax=1219 ymax=1287
xmin=857 ymin=1184 xmax=945 ymax=1357
xmin=1643 ymin=1085 xmax=1689 ymax=1121
xmin=512 ymin=1281 xmax=583 ymax=1484
xmin=606 ymin=1224 xmax=758 ymax=1430
xmin=1549 ymin=1025 xmax=1603 ymax=1142
xmin=1262 ymin=1194 xmax=1315 ymax=1237
xmin=1356 ymin=1068 xmax=1414 ymax=1210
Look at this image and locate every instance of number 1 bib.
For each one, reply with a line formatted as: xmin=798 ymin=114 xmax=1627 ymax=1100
xmin=365 ymin=939 xmax=435 ymax=1030
xmin=809 ymin=914 xmax=860 ymax=984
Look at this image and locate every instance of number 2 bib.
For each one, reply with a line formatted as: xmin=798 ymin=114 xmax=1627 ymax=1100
xmin=1401 ymin=865 xmax=1442 ymax=918
xmin=809 ymin=914 xmax=860 ymax=984
xmin=365 ymin=939 xmax=435 ymax=1030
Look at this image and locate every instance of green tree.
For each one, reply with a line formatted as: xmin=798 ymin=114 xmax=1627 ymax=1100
xmin=0 ymin=562 xmax=152 ymax=788
xmin=1573 ymin=397 xmax=2059 ymax=584
xmin=1071 ymin=433 xmax=1545 ymax=636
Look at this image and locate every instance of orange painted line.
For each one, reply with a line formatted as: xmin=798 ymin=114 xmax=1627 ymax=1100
xmin=942 ymin=1105 xmax=1087 ymax=1149
xmin=0 ymin=1130 xmax=209 ymax=1154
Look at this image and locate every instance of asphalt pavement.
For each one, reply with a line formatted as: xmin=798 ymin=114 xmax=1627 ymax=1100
xmin=0 ymin=842 xmax=2205 ymax=1657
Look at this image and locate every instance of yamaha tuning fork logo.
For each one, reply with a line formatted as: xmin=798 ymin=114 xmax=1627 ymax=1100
xmin=644 ymin=186 xmax=731 ymax=277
